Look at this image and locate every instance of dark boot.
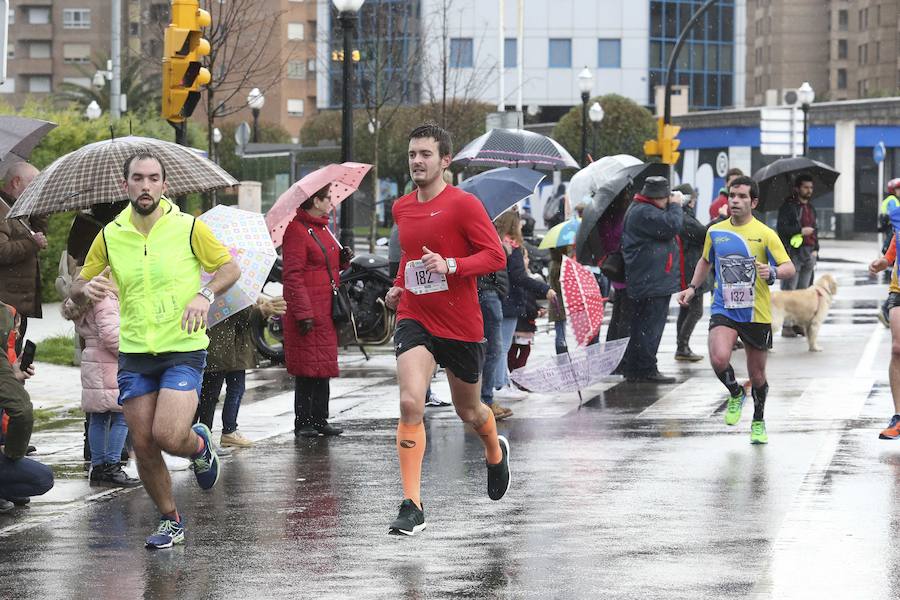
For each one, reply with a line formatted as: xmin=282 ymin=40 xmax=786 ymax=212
xmin=104 ymin=463 xmax=141 ymax=487
xmin=675 ymin=344 xmax=704 ymax=362
xmin=89 ymin=463 xmax=110 ymax=486
xmin=294 ymin=377 xmax=314 ymax=435
xmin=315 ymin=422 xmax=343 ymax=436
xmin=296 ymin=425 xmax=320 ymax=438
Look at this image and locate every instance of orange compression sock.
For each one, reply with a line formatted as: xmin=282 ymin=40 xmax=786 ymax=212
xmin=475 ymin=409 xmax=503 ymax=465
xmin=396 ymin=422 xmax=426 ymax=509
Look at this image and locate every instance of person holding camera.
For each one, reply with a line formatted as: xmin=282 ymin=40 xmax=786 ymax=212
xmin=282 ymin=184 xmax=353 ymax=438
xmin=620 ymin=177 xmax=684 ymax=383
xmin=0 ymin=302 xmax=54 ymax=512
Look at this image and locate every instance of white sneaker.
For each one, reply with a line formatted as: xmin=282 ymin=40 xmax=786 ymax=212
xmin=425 ymin=392 xmax=451 ymax=407
xmin=493 ymin=385 xmax=527 ymax=400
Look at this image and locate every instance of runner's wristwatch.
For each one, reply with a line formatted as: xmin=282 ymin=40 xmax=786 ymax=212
xmin=766 ymin=271 xmax=776 ymax=286
xmin=198 ymin=287 xmax=215 ymax=303
xmin=446 ymin=258 xmax=458 ymax=274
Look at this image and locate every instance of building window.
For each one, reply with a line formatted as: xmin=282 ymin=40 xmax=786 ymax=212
xmin=63 ymin=43 xmax=91 ymax=64
xmin=837 ymin=68 xmax=847 ymax=89
xmin=287 ymin=61 xmax=307 ymax=79
xmin=288 ymin=23 xmax=304 ymax=40
xmin=63 ymin=77 xmax=92 ymax=88
xmin=62 ymin=8 xmax=90 ymax=28
xmin=449 ymin=38 xmax=473 ymax=68
xmin=837 ymin=39 xmax=847 ymax=60
xmin=29 ymin=41 xmax=51 ymax=59
xmin=7 ymin=8 xmax=13 ymax=25
xmin=6 ymin=43 xmax=14 ymax=60
xmin=129 ymin=22 xmax=140 ymax=36
xmin=597 ymin=39 xmax=621 ymax=68
xmin=28 ymin=76 xmax=51 ymax=93
xmin=548 ymin=38 xmax=571 ymax=68
xmin=27 ymin=7 xmax=50 ymax=24
xmin=0 ymin=78 xmax=15 ymax=93
xmin=287 ymin=99 xmax=305 ymax=116
xmin=504 ymin=38 xmax=516 ymax=69
xmin=838 ymin=9 xmax=848 ymax=31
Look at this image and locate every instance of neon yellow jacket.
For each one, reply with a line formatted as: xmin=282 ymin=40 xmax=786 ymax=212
xmin=103 ymin=201 xmax=208 ymax=354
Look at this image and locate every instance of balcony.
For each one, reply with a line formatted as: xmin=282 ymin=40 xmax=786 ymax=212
xmin=16 ymin=23 xmax=53 ymax=40
xmin=13 ymin=58 xmax=53 ymax=76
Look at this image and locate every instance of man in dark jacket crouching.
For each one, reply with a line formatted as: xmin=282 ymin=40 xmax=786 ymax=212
xmin=621 ymin=177 xmax=683 ymax=383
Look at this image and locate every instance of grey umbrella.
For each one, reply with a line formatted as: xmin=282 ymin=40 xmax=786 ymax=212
xmin=8 ymin=136 xmax=238 ymax=219
xmin=572 ymin=156 xmax=668 ymax=265
xmin=0 ymin=116 xmax=57 ymax=177
xmin=452 ymin=128 xmax=579 ymax=172
xmin=0 ymin=116 xmax=56 ymax=161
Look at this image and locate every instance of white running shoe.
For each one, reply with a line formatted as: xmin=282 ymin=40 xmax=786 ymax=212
xmin=493 ymin=385 xmax=527 ymax=400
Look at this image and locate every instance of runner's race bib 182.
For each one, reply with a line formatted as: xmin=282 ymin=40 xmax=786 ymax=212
xmin=404 ymin=260 xmax=448 ymax=295
xmin=719 ymin=256 xmax=756 ymax=309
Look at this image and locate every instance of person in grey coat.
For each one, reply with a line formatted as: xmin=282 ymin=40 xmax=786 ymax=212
xmin=621 ymin=176 xmax=683 ymax=383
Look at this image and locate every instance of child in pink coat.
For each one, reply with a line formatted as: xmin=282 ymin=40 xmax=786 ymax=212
xmin=63 ymin=291 xmax=139 ymax=487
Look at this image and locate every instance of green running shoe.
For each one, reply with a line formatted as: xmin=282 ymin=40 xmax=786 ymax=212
xmin=724 ymin=389 xmax=745 ymax=426
xmin=750 ymin=420 xmax=768 ymax=444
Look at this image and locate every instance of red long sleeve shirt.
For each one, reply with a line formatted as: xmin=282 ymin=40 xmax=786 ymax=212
xmin=392 ymin=185 xmax=506 ymax=342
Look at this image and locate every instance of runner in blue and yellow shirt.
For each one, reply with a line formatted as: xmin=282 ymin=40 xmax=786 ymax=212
xmin=676 ymin=176 xmax=795 ymax=444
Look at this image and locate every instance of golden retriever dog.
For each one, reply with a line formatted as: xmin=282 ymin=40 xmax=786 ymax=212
xmin=770 ymin=273 xmax=838 ymax=352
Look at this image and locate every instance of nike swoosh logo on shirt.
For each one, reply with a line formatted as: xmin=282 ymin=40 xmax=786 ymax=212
xmin=430 ymin=211 xmax=442 ymax=217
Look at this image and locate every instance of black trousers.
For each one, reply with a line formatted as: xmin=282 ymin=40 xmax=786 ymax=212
xmin=676 ymin=292 xmax=704 ymax=349
xmin=294 ymin=377 xmax=331 ymax=429
xmin=606 ymin=289 xmax=634 ymax=342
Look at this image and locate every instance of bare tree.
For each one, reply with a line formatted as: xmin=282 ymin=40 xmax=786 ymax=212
xmin=421 ymin=0 xmax=497 ymax=126
xmin=356 ymin=2 xmax=422 ymax=251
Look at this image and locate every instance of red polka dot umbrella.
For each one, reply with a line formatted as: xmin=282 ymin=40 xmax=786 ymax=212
xmin=560 ymin=255 xmax=605 ymax=346
xmin=266 ymin=162 xmax=372 ymax=248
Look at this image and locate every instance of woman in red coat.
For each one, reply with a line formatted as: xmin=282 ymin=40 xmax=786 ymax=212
xmin=282 ymin=184 xmax=352 ymax=437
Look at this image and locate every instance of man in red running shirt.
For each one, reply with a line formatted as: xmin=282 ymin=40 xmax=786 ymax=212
xmin=384 ymin=122 xmax=509 ymax=536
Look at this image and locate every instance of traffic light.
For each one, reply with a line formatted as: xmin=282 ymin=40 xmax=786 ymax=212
xmin=162 ymin=0 xmax=212 ymax=123
xmin=661 ymin=123 xmax=681 ymax=165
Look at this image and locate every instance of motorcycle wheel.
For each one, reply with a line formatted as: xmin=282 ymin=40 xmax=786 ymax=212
xmin=250 ymin=310 xmax=285 ymax=363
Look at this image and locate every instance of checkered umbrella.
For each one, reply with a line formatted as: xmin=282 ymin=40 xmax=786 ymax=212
xmin=198 ymin=205 xmax=277 ymax=328
xmin=8 ymin=136 xmax=238 ymax=219
xmin=452 ymin=128 xmax=579 ymax=172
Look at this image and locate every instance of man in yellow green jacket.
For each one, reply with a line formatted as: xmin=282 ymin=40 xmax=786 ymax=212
xmin=71 ymin=152 xmax=240 ymax=549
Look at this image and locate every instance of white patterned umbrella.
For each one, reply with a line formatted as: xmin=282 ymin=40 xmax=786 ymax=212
xmin=198 ymin=205 xmax=277 ymax=327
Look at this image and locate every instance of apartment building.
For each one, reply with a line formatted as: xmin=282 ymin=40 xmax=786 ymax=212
xmin=746 ymin=0 xmax=899 ymax=107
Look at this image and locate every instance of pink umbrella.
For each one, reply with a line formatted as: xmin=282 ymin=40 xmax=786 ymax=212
xmin=560 ymin=255 xmax=605 ymax=346
xmin=266 ymin=162 xmax=372 ymax=248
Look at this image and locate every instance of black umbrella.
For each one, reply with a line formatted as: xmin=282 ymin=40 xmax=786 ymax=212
xmin=573 ymin=157 xmax=667 ymax=265
xmin=452 ymin=128 xmax=579 ymax=172
xmin=752 ymin=157 xmax=840 ymax=212
xmin=0 ymin=116 xmax=56 ymax=178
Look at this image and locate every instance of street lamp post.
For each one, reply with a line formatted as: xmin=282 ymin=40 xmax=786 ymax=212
xmin=85 ymin=101 xmax=102 ymax=121
xmin=333 ymin=0 xmax=365 ymax=250
xmin=212 ymin=127 xmax=222 ymax=163
xmin=247 ymin=88 xmax=265 ymax=143
xmin=577 ymin=67 xmax=594 ymax=167
xmin=588 ymin=101 xmax=604 ymax=161
xmin=798 ymin=81 xmax=815 ymax=157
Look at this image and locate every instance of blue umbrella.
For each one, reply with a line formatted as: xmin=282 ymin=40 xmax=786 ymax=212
xmin=458 ymin=167 xmax=546 ymax=220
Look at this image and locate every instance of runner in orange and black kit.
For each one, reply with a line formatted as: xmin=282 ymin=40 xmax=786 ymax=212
xmin=384 ymin=122 xmax=509 ymax=536
xmin=868 ymin=234 xmax=900 ymax=439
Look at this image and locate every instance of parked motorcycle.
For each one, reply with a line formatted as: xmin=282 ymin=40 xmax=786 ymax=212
xmin=251 ymin=253 xmax=396 ymax=363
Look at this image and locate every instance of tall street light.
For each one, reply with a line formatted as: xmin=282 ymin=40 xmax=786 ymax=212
xmin=333 ymin=0 xmax=365 ymax=250
xmin=577 ymin=67 xmax=594 ymax=167
xmin=588 ymin=101 xmax=604 ymax=160
xmin=248 ymin=88 xmax=265 ymax=143
xmin=212 ymin=127 xmax=222 ymax=163
xmin=798 ymin=81 xmax=815 ymax=157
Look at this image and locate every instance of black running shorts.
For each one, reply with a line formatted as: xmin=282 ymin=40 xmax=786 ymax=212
xmin=709 ymin=314 xmax=772 ymax=351
xmin=887 ymin=292 xmax=900 ymax=310
xmin=394 ymin=319 xmax=486 ymax=384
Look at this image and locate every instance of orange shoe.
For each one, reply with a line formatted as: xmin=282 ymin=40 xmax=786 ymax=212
xmin=879 ymin=415 xmax=900 ymax=439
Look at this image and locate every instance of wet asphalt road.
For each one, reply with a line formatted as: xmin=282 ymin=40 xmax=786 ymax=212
xmin=2 ymin=258 xmax=900 ymax=599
